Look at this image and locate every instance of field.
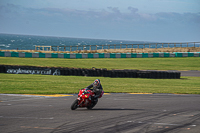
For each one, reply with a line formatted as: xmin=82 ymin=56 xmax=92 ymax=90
xmin=0 ymin=57 xmax=200 ymax=94
xmin=1 ymin=57 xmax=200 ymax=70
xmin=1 ymin=73 xmax=200 ymax=94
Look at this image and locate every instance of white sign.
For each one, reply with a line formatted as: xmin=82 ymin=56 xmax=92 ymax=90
xmin=6 ymin=68 xmax=60 ymax=75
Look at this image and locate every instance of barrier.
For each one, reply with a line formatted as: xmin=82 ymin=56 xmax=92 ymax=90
xmin=0 ymin=65 xmax=181 ymax=79
xmin=35 ymin=42 xmax=200 ymax=52
xmin=0 ymin=51 xmax=199 ymax=58
xmin=1 ymin=65 xmax=60 ymax=75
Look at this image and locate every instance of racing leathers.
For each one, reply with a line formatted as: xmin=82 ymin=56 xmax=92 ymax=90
xmin=86 ymin=83 xmax=103 ymax=99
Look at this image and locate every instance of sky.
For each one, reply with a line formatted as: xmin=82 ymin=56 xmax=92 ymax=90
xmin=0 ymin=0 xmax=200 ymax=42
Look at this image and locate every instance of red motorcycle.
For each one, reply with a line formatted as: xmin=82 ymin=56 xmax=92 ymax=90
xmin=71 ymin=88 xmax=104 ymax=110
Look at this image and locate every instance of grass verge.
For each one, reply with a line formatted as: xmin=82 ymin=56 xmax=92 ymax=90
xmin=0 ymin=57 xmax=200 ymax=70
xmin=0 ymin=73 xmax=200 ymax=94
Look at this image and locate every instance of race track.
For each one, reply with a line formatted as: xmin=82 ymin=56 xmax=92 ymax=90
xmin=179 ymin=70 xmax=200 ymax=77
xmin=0 ymin=93 xmax=200 ymax=133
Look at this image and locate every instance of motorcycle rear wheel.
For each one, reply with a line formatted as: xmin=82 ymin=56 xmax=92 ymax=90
xmin=71 ymin=99 xmax=78 ymax=110
xmin=87 ymin=99 xmax=98 ymax=110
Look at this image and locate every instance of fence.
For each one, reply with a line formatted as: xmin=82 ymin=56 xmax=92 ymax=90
xmin=35 ymin=42 xmax=200 ymax=52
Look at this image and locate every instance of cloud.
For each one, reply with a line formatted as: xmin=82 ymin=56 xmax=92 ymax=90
xmin=1 ymin=3 xmax=199 ymax=24
xmin=0 ymin=3 xmax=199 ymax=42
xmin=128 ymin=6 xmax=138 ymax=13
xmin=107 ymin=7 xmax=121 ymax=13
xmin=155 ymin=12 xmax=200 ymax=24
xmin=43 ymin=6 xmax=200 ymax=24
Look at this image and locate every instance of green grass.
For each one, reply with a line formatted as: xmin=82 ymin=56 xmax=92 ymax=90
xmin=0 ymin=57 xmax=200 ymax=94
xmin=0 ymin=57 xmax=200 ymax=70
xmin=0 ymin=73 xmax=200 ymax=94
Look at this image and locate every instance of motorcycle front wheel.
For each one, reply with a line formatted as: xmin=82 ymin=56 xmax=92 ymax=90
xmin=71 ymin=99 xmax=78 ymax=110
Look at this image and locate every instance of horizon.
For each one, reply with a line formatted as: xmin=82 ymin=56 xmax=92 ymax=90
xmin=0 ymin=32 xmax=158 ymax=43
xmin=1 ymin=33 xmax=199 ymax=44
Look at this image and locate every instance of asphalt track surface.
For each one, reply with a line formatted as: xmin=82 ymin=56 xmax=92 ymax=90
xmin=179 ymin=70 xmax=200 ymax=77
xmin=0 ymin=93 xmax=200 ymax=133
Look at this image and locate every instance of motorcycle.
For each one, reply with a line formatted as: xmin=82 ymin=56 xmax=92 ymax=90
xmin=71 ymin=88 xmax=104 ymax=110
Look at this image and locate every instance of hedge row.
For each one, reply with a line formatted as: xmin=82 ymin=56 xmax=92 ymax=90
xmin=0 ymin=65 xmax=180 ymax=79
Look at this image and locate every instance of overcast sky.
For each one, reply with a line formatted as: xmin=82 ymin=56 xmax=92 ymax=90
xmin=0 ymin=0 xmax=199 ymax=42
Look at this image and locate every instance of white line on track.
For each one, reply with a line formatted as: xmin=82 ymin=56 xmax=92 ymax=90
xmin=0 ymin=97 xmax=45 ymax=102
xmin=0 ymin=116 xmax=54 ymax=120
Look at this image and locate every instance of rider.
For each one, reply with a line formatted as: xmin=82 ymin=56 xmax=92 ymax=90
xmin=86 ymin=79 xmax=103 ymax=101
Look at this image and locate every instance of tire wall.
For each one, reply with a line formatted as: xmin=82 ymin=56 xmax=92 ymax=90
xmin=0 ymin=65 xmax=180 ymax=79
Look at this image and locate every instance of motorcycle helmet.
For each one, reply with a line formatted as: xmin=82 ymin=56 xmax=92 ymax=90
xmin=94 ymin=79 xmax=100 ymax=87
